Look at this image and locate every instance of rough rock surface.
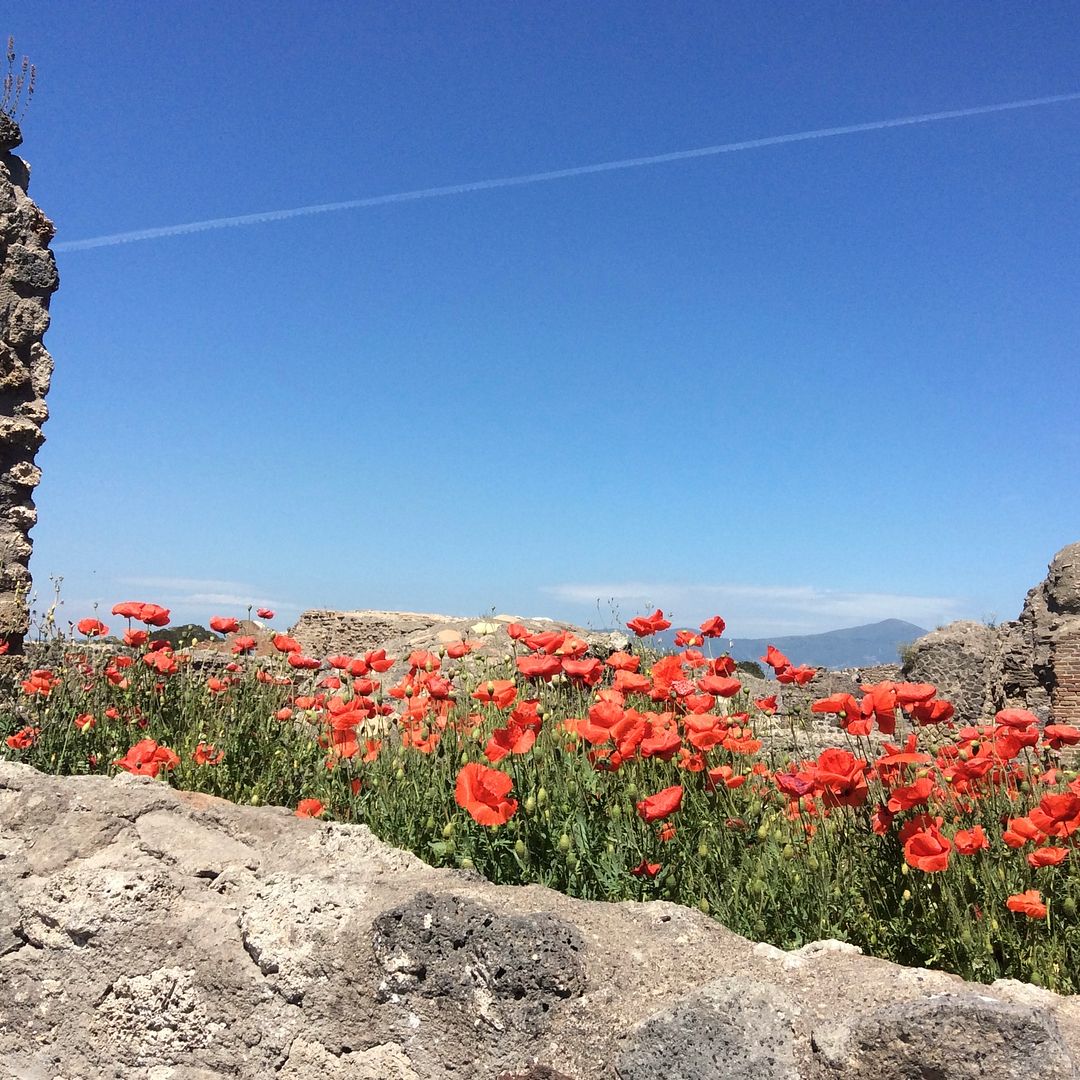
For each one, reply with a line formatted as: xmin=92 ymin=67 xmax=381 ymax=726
xmin=0 ymin=124 xmax=56 ymax=652
xmin=3 ymin=761 xmax=1080 ymax=1080
xmin=904 ymin=542 xmax=1080 ymax=724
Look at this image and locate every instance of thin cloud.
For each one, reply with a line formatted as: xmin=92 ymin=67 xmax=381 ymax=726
xmin=543 ymin=581 xmax=966 ymax=637
xmin=54 ymin=92 xmax=1080 ymax=252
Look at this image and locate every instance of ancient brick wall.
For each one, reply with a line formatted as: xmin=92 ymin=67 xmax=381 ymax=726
xmin=1052 ymin=631 xmax=1080 ymax=726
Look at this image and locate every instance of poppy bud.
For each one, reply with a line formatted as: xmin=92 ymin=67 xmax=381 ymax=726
xmin=537 ymin=787 xmax=548 ymax=806
xmin=565 ymin=853 xmax=578 ymax=870
xmin=425 ymin=816 xmax=435 ymax=831
xmin=524 ymin=796 xmax=536 ymax=814
xmin=698 ymin=898 xmax=710 ymax=915
xmin=558 ymin=833 xmax=571 ymax=852
xmin=514 ymin=840 xmax=527 ymax=858
xmin=442 ymin=822 xmax=455 ymax=839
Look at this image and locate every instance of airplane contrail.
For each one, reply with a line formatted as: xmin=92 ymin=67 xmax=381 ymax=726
xmin=54 ymin=91 xmax=1080 ymax=253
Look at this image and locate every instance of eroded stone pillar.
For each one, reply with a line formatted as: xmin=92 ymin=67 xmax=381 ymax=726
xmin=0 ymin=116 xmax=57 ymax=654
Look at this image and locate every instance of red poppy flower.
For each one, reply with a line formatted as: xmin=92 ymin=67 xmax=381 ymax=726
xmin=626 ymin=609 xmax=672 ymax=637
xmin=194 ymin=742 xmax=224 ymax=766
xmin=636 ymin=784 xmax=683 ymax=823
xmin=953 ymin=825 xmax=989 ymax=855
xmin=1006 ymin=889 xmax=1046 ymax=919
xmin=760 ymin=645 xmax=791 ymax=672
xmin=886 ymin=776 xmax=934 ymax=813
xmin=903 ymin=821 xmax=952 ymax=873
xmin=74 ymin=712 xmax=96 ymax=732
xmin=1027 ymin=845 xmax=1068 ymax=868
xmin=112 ymin=602 xmax=171 ymax=627
xmin=454 ymin=762 xmax=518 ymax=826
xmin=231 ymin=635 xmax=257 ymax=654
xmin=77 ymin=617 xmax=109 ymax=638
xmin=296 ymin=799 xmax=325 ymax=818
xmin=272 ymin=633 xmax=301 ymax=654
xmin=124 ymin=628 xmax=149 ymax=648
xmin=698 ymin=674 xmax=741 ymax=697
xmin=1043 ymin=724 xmax=1080 ymax=750
xmin=484 ymin=724 xmax=537 ymax=764
xmin=364 ymin=649 xmax=396 ymax=672
xmin=561 ymin=657 xmax=604 ymax=685
xmin=755 ymin=695 xmax=778 ymax=714
xmin=1029 ymin=793 xmax=1080 ymax=839
xmin=995 ymin=708 xmax=1040 ymax=729
xmin=630 ymin=859 xmax=662 ymax=878
xmin=606 ymin=651 xmax=640 ymax=672
xmin=472 ymin=680 xmax=517 ymax=709
xmin=674 ymin=629 xmax=703 ymax=648
xmin=613 ymin=669 xmax=652 ymax=694
xmin=5 ymin=725 xmax=40 ymax=750
xmin=516 ymin=654 xmax=562 ymax=679
xmin=256 ymin=608 xmax=275 ymax=620
xmin=209 ymin=616 xmax=240 ymax=634
xmin=113 ymin=738 xmax=180 ymax=778
xmin=700 ymin=615 xmax=726 ymax=638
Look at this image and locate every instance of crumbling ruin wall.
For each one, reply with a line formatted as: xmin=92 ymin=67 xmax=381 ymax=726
xmin=0 ymin=116 xmax=57 ymax=653
xmin=904 ymin=542 xmax=1080 ymax=724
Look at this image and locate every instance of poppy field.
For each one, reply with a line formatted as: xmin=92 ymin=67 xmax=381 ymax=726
xmin=3 ymin=602 xmax=1080 ymax=992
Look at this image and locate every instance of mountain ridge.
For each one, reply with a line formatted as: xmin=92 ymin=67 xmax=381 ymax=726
xmin=652 ymin=618 xmax=927 ymax=670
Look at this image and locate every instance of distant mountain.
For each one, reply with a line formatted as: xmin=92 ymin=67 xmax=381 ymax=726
xmin=652 ymin=619 xmax=927 ymax=670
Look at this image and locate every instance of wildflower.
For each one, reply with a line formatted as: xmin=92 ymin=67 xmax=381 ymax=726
xmin=1043 ymin=724 xmax=1080 ymax=750
xmin=755 ymin=695 xmax=778 ymax=714
xmin=272 ymin=633 xmax=301 ymax=654
xmin=630 ymin=859 xmax=661 ymax=877
xmin=362 ymin=648 xmax=394 ymax=672
xmin=1029 ymin=793 xmax=1080 ymax=839
xmin=74 ymin=713 xmax=96 ymax=732
xmin=454 ymin=762 xmax=518 ymax=826
xmin=77 ymin=617 xmax=109 ymax=638
xmin=5 ymin=725 xmax=39 ymax=750
xmin=636 ymin=785 xmax=683 ymax=823
xmin=113 ymin=739 xmax=180 ymax=778
xmin=953 ymin=826 xmax=989 ymax=855
xmin=112 ymin=602 xmax=170 ymax=627
xmin=606 ymin=651 xmax=640 ymax=672
xmin=194 ymin=742 xmax=224 ymax=766
xmin=626 ymin=609 xmax=671 ymax=637
xmin=1006 ymin=889 xmax=1047 ymax=919
xmin=209 ymin=616 xmax=240 ymax=634
xmin=123 ymin=628 xmax=149 ymax=648
xmin=700 ymin=615 xmax=726 ymax=638
xmin=296 ymin=799 xmax=325 ymax=818
xmin=472 ymin=679 xmax=517 ymax=709
xmin=902 ymin=819 xmax=952 ymax=873
xmin=760 ymin=645 xmax=791 ymax=672
xmin=484 ymin=723 xmax=536 ymax=763
xmin=21 ymin=668 xmax=57 ymax=697
xmin=516 ymin=654 xmax=562 ymax=679
xmin=256 ymin=608 xmax=275 ymax=619
xmin=231 ymin=635 xmax=257 ymax=654
xmin=288 ymin=654 xmax=321 ymax=670
xmin=1028 ymin=846 xmax=1068 ymax=868
xmin=674 ymin=629 xmax=703 ymax=648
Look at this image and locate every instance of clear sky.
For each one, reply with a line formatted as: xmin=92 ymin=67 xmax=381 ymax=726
xmin=6 ymin=2 xmax=1080 ymax=639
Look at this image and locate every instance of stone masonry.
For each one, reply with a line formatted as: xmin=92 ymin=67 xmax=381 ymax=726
xmin=0 ymin=117 xmax=57 ymax=653
xmin=904 ymin=542 xmax=1080 ymax=725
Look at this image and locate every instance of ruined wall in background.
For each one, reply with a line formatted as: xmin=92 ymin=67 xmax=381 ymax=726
xmin=0 ymin=116 xmax=57 ymax=653
xmin=904 ymin=542 xmax=1080 ymax=725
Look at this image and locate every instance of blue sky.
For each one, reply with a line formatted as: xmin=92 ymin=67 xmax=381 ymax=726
xmin=7 ymin=2 xmax=1079 ymax=638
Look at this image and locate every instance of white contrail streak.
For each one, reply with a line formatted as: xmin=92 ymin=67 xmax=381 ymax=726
xmin=54 ymin=91 xmax=1080 ymax=253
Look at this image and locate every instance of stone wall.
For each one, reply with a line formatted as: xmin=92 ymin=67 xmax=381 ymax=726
xmin=903 ymin=542 xmax=1080 ymax=725
xmin=4 ymin=759 xmax=1080 ymax=1080
xmin=0 ymin=118 xmax=56 ymax=654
